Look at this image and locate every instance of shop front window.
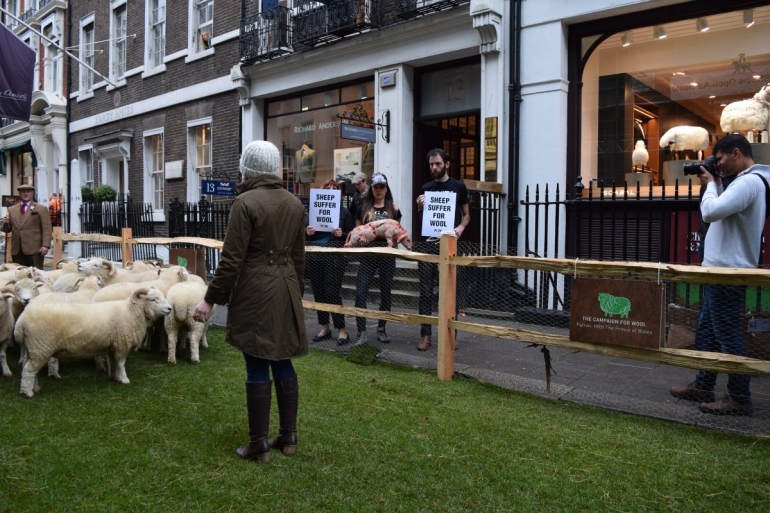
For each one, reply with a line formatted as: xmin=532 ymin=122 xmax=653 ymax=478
xmin=580 ymin=7 xmax=770 ymax=191
xmin=266 ymin=81 xmax=375 ymax=196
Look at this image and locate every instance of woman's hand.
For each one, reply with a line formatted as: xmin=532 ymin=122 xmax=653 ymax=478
xmin=306 ymin=226 xmax=316 ymax=236
xmin=332 ymin=227 xmax=342 ymax=238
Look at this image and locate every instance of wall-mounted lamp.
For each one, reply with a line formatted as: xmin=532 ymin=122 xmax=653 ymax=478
xmin=653 ymin=25 xmax=667 ymax=39
xmin=696 ymin=17 xmax=710 ymax=32
xmin=621 ymin=30 xmax=633 ymax=47
xmin=744 ymin=9 xmax=755 ymax=28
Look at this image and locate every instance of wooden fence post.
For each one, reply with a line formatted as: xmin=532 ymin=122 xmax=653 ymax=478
xmin=5 ymin=233 xmax=11 ymax=264
xmin=121 ymin=228 xmax=132 ymax=268
xmin=437 ymin=233 xmax=457 ymax=381
xmin=52 ymin=226 xmax=63 ymax=266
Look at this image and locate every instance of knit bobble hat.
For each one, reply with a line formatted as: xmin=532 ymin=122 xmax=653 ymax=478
xmin=240 ymin=141 xmax=280 ymax=178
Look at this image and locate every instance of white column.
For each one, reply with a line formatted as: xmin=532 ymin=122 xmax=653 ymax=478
xmin=375 ymin=64 xmax=414 ymax=229
xmin=68 ymin=158 xmax=83 ymax=258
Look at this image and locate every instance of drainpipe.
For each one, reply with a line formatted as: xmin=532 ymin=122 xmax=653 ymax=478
xmin=66 ymin=2 xmax=72 ymax=232
xmin=506 ymin=0 xmax=522 ymax=252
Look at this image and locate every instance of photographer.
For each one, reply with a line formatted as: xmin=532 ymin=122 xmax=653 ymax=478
xmin=670 ymin=134 xmax=770 ymax=416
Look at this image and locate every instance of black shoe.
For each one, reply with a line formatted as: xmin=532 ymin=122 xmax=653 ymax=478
xmin=312 ymin=331 xmax=333 ymax=343
xmin=376 ymin=329 xmax=390 ymax=344
xmin=337 ymin=334 xmax=351 ymax=346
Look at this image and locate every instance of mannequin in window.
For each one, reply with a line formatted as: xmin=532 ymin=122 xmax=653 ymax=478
xmin=362 ymin=142 xmax=374 ymax=178
xmin=294 ymin=141 xmax=317 ymax=184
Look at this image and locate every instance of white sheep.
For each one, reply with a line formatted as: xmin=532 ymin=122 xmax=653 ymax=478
xmin=91 ymin=266 xmax=189 ymax=302
xmin=720 ymin=83 xmax=770 ymax=133
xmin=15 ymin=288 xmax=172 ymax=398
xmin=32 ymin=275 xmax=105 ymax=305
xmin=45 ymin=258 xmax=82 ymax=284
xmin=0 ymin=286 xmax=18 ymax=377
xmin=632 ymin=140 xmax=648 ymax=170
xmin=659 ymin=126 xmax=709 ymax=152
xmin=164 ymin=281 xmax=214 ymax=365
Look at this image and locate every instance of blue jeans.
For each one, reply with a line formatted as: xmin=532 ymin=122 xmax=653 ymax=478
xmin=694 ymin=284 xmax=752 ymax=404
xmin=243 ymin=352 xmax=296 ymax=382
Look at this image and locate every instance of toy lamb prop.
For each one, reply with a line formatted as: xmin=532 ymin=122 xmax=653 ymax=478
xmin=344 ymin=219 xmax=413 ymax=250
xmin=659 ymin=126 xmax=709 ymax=152
xmin=632 ymin=140 xmax=649 ymax=170
xmin=720 ymin=83 xmax=770 ymax=133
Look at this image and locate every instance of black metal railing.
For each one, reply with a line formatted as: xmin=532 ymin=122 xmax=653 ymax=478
xmin=39 ymin=0 xmax=55 ymax=9
xmin=1 ymin=117 xmax=18 ymax=128
xmin=396 ymin=0 xmax=469 ymax=20
xmin=20 ymin=8 xmax=37 ymax=22
xmin=79 ymin=198 xmax=157 ymax=261
xmin=240 ymin=6 xmax=293 ymax=65
xmin=168 ymin=197 xmax=234 ymax=274
xmin=293 ymin=0 xmax=380 ymax=46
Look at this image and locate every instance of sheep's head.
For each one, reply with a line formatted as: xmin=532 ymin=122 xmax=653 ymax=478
xmin=132 ymin=287 xmax=172 ymax=319
xmin=12 ymin=278 xmax=41 ymax=306
xmin=79 ymin=258 xmax=117 ymax=277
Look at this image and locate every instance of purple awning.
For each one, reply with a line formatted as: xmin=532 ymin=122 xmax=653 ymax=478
xmin=0 ymin=24 xmax=35 ymax=122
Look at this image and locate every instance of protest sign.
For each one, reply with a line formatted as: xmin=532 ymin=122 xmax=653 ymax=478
xmin=308 ymin=188 xmax=341 ymax=231
xmin=421 ymin=191 xmax=456 ymax=238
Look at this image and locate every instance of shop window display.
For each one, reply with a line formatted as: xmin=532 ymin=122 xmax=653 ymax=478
xmin=581 ymin=7 xmax=770 ymax=190
xmin=266 ymin=81 xmax=375 ymax=196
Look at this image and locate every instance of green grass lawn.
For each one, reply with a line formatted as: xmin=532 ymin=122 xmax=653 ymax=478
xmin=1 ymin=327 xmax=769 ymax=512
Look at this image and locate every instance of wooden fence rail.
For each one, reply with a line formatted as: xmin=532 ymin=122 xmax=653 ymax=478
xmin=25 ymin=227 xmax=770 ymax=381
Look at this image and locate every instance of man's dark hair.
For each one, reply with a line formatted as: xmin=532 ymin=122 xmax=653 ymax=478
xmin=426 ymin=148 xmax=450 ymax=163
xmin=714 ymin=134 xmax=753 ymax=159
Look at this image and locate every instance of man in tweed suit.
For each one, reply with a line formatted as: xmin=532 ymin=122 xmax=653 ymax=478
xmin=2 ymin=184 xmax=52 ymax=269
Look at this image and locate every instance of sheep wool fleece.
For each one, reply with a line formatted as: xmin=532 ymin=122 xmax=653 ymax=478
xmin=204 ymin=174 xmax=309 ymax=361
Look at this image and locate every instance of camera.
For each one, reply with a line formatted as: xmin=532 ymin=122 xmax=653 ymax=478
xmin=683 ymin=155 xmax=717 ymax=176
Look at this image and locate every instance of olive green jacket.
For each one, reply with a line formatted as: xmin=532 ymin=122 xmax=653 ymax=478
xmin=204 ymin=174 xmax=308 ymax=361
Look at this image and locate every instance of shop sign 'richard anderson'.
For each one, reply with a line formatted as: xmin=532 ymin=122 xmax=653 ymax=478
xmin=569 ymin=278 xmax=664 ymax=349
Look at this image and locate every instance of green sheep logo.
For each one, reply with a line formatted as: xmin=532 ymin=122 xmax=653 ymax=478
xmin=598 ymin=292 xmax=631 ymax=318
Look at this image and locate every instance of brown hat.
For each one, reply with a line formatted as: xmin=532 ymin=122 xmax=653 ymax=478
xmin=17 ymin=184 xmax=35 ymax=191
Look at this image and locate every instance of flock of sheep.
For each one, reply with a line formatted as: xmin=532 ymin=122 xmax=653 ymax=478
xmin=0 ymin=258 xmax=214 ymax=398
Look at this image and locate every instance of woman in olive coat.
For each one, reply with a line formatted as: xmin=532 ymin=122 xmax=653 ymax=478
xmin=194 ymin=141 xmax=308 ymax=463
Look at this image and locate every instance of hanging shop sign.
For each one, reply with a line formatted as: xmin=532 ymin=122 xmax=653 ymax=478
xmin=569 ymin=278 xmax=664 ymax=349
xmin=341 ymin=123 xmax=376 ymax=143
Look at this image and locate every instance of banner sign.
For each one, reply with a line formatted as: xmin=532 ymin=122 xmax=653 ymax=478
xmin=201 ymin=180 xmax=236 ymax=196
xmin=569 ymin=278 xmax=664 ymax=349
xmin=308 ymin=188 xmax=341 ymax=232
xmin=341 ymin=124 xmax=376 ymax=143
xmin=0 ymin=24 xmax=35 ymax=121
xmin=421 ymin=191 xmax=456 ymax=238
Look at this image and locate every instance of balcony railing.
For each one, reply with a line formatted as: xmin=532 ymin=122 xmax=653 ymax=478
xmin=240 ymin=6 xmax=293 ymax=64
xmin=396 ymin=0 xmax=468 ymax=20
xmin=0 ymin=118 xmax=18 ymax=129
xmin=20 ymin=8 xmax=38 ymax=22
xmin=294 ymin=0 xmax=380 ymax=47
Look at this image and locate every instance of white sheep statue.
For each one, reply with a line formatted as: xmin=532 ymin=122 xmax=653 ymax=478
xmin=15 ymin=288 xmax=172 ymax=398
xmin=632 ymin=140 xmax=649 ymax=170
xmin=720 ymin=83 xmax=770 ymax=133
xmin=659 ymin=126 xmax=709 ymax=152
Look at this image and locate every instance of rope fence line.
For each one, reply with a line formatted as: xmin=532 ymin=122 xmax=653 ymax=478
xmin=33 ymin=227 xmax=770 ymax=382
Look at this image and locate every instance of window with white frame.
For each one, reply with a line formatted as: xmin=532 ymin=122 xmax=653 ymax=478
xmin=192 ymin=0 xmax=213 ymax=53
xmin=80 ymin=18 xmax=95 ymax=94
xmin=187 ymin=120 xmax=211 ymax=202
xmin=148 ymin=0 xmax=165 ymax=68
xmin=144 ymin=131 xmax=164 ymax=212
xmin=43 ymin=24 xmax=61 ymax=94
xmin=111 ymin=3 xmax=127 ymax=82
xmin=80 ymin=148 xmax=94 ymax=190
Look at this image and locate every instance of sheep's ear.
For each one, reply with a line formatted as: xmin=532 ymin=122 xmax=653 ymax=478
xmin=0 ymin=286 xmax=15 ymax=300
xmin=74 ymin=278 xmax=84 ymax=289
xmin=178 ymin=267 xmax=189 ymax=280
xmin=125 ymin=260 xmax=134 ymax=270
xmin=0 ymin=264 xmax=9 ymax=272
xmin=130 ymin=288 xmax=150 ymax=303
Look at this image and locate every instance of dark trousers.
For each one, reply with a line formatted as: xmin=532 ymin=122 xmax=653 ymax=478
xmin=694 ymin=284 xmax=751 ymax=404
xmin=13 ymin=252 xmax=44 ymax=270
xmin=355 ymin=255 xmax=394 ymax=333
xmin=307 ymin=255 xmax=347 ymax=329
xmin=243 ymin=352 xmax=296 ymax=382
xmin=417 ymin=240 xmax=468 ymax=337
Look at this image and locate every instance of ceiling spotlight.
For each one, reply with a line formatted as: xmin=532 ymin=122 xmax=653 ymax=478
xmin=744 ymin=9 xmax=755 ymax=28
xmin=709 ymin=95 xmax=716 ymax=99
xmin=654 ymin=25 xmax=667 ymax=39
xmin=690 ymin=82 xmax=699 ymax=87
xmin=621 ymin=31 xmax=633 ymax=47
xmin=753 ymin=74 xmax=762 ymax=80
xmin=696 ymin=17 xmax=710 ymax=32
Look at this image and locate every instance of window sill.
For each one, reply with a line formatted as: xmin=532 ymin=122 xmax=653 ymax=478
xmin=76 ymin=91 xmax=94 ymax=102
xmin=184 ymin=47 xmax=214 ymax=64
xmin=151 ymin=211 xmax=166 ymax=223
xmin=141 ymin=64 xmax=167 ymax=79
xmin=106 ymin=79 xmax=127 ymax=92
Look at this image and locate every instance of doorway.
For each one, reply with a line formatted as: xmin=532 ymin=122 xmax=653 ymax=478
xmin=412 ymin=112 xmax=480 ymax=242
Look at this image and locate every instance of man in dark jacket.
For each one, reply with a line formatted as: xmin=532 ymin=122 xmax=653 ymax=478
xmin=194 ymin=141 xmax=308 ymax=462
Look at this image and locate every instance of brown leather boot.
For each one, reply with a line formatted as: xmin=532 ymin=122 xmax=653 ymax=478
xmin=236 ymin=381 xmax=272 ymax=463
xmin=417 ymin=335 xmax=431 ymax=351
xmin=268 ymin=376 xmax=299 ymax=455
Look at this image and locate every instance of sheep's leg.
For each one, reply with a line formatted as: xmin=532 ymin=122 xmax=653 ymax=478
xmin=201 ymin=322 xmax=210 ymax=349
xmin=107 ymin=352 xmax=121 ymax=382
xmin=94 ymin=355 xmax=108 ymax=373
xmin=189 ymin=322 xmax=206 ymax=364
xmin=166 ymin=325 xmax=179 ymax=365
xmin=47 ymin=357 xmax=60 ymax=379
xmin=20 ymin=359 xmax=45 ymax=398
xmin=0 ymin=339 xmax=11 ymax=377
xmin=112 ymin=353 xmax=130 ymax=384
xmin=18 ymin=344 xmax=26 ymax=365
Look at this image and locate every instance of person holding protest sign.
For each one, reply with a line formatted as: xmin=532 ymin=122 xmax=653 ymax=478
xmin=353 ymin=173 xmax=401 ymax=346
xmin=306 ymin=180 xmax=355 ymax=345
xmin=414 ymin=149 xmax=470 ymax=351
